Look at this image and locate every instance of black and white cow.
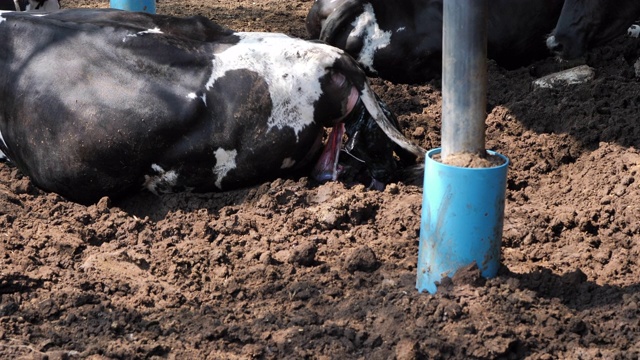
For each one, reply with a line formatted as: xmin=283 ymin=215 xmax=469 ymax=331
xmin=0 ymin=9 xmax=423 ymax=204
xmin=307 ymin=0 xmax=565 ymax=84
xmin=547 ymin=0 xmax=640 ymax=59
xmin=0 ymin=0 xmax=60 ymax=11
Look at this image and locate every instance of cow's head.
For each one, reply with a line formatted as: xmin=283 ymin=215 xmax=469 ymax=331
xmin=547 ymin=0 xmax=640 ymax=59
xmin=312 ymin=52 xmax=423 ymax=188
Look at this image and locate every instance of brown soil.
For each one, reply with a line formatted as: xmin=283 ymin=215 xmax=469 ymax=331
xmin=434 ymin=152 xmax=506 ymax=168
xmin=1 ymin=1 xmax=639 ymax=359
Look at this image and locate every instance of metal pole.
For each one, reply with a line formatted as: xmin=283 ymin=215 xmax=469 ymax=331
xmin=441 ymin=0 xmax=488 ymax=160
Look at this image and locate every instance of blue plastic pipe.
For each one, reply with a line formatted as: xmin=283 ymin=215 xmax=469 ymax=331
xmin=110 ymin=0 xmax=156 ymax=13
xmin=416 ymin=148 xmax=508 ymax=294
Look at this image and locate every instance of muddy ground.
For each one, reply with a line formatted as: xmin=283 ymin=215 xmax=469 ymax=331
xmin=1 ymin=0 xmax=639 ymax=359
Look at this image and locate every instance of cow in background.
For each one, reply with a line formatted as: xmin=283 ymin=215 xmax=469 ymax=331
xmin=0 ymin=0 xmax=60 ymax=11
xmin=307 ymin=0 xmax=565 ymax=84
xmin=547 ymin=0 xmax=640 ymax=59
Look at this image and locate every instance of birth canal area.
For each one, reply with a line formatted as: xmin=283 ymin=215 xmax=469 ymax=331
xmin=0 ymin=0 xmax=639 ymax=358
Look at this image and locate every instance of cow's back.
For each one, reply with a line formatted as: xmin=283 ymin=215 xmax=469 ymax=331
xmin=0 ymin=10 xmax=227 ymax=201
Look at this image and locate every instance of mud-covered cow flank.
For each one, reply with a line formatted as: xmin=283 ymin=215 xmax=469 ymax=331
xmin=0 ymin=9 xmax=421 ymax=203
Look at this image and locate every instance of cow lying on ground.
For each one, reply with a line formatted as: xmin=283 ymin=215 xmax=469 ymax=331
xmin=547 ymin=0 xmax=640 ymax=59
xmin=306 ymin=0 xmax=565 ymax=84
xmin=0 ymin=0 xmax=60 ymax=11
xmin=0 ymin=9 xmax=423 ymax=204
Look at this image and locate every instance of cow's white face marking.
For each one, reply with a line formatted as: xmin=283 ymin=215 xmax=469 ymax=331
xmin=187 ymin=92 xmax=207 ymax=106
xmin=348 ymin=2 xmax=391 ymax=74
xmin=213 ymin=148 xmax=238 ymax=189
xmin=143 ymin=164 xmax=179 ymax=194
xmin=281 ymin=157 xmax=296 ymax=169
xmin=205 ymin=32 xmax=342 ymax=138
xmin=628 ymin=24 xmax=640 ymax=38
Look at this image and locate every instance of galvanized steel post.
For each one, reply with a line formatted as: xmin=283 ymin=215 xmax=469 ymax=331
xmin=441 ymin=0 xmax=488 ymax=160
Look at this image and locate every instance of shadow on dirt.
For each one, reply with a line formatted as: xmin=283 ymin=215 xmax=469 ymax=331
xmin=503 ymin=266 xmax=640 ymax=312
xmin=492 ymin=36 xmax=640 ymax=152
xmin=0 ymin=275 xmax=43 ymax=296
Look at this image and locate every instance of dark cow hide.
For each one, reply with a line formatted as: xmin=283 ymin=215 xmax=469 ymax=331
xmin=0 ymin=9 xmax=423 ymax=204
xmin=547 ymin=0 xmax=640 ymax=59
xmin=307 ymin=0 xmax=565 ymax=84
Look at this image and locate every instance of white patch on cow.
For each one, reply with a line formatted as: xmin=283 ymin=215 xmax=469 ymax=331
xmin=0 ymin=10 xmax=47 ymax=16
xmin=205 ymin=32 xmax=342 ymax=138
xmin=0 ymin=129 xmax=6 ymax=160
xmin=0 ymin=129 xmax=6 ymax=147
xmin=187 ymin=92 xmax=207 ymax=106
xmin=396 ymin=27 xmax=406 ymax=32
xmin=628 ymin=24 xmax=640 ymax=38
xmin=213 ymin=148 xmax=238 ymax=189
xmin=348 ymin=3 xmax=391 ymax=74
xmin=124 ymin=27 xmax=163 ymax=42
xmin=151 ymin=163 xmax=163 ymax=173
xmin=25 ymin=0 xmax=59 ymax=11
xmin=281 ymin=157 xmax=296 ymax=169
xmin=143 ymin=164 xmax=179 ymax=194
xmin=127 ymin=27 xmax=163 ymax=37
xmin=546 ymin=35 xmax=558 ymax=51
